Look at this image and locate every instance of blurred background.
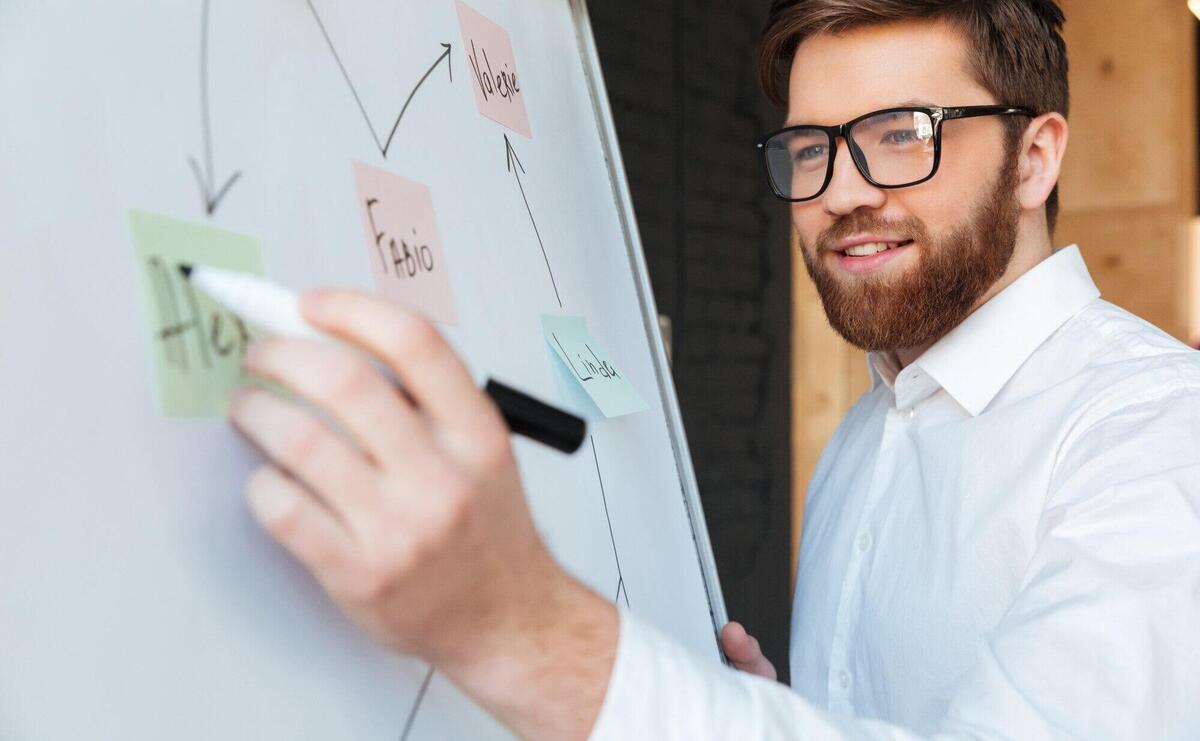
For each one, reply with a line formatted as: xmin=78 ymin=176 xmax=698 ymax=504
xmin=590 ymin=0 xmax=1200 ymax=680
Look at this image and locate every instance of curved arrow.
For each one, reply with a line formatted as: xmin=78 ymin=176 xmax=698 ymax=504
xmin=306 ymin=0 xmax=453 ymax=158
xmin=188 ymin=0 xmax=242 ymax=217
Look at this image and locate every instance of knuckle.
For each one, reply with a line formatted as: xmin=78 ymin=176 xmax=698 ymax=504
xmin=456 ymin=413 xmax=513 ymax=472
xmin=326 ymin=357 xmax=379 ymax=407
xmin=390 ymin=315 xmax=440 ymax=364
xmin=437 ymin=480 xmax=475 ymax=532
xmin=345 ymin=564 xmax=390 ymax=606
xmin=281 ymin=418 xmax=326 ymax=465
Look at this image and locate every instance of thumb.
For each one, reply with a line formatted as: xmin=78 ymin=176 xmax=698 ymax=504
xmin=720 ymin=621 xmax=778 ymax=681
xmin=721 ymin=621 xmax=757 ymax=662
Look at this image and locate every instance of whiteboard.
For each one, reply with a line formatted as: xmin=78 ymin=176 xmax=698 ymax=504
xmin=0 ymin=1 xmax=726 ymax=739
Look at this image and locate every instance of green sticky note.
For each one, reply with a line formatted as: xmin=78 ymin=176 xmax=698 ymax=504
xmin=542 ymin=315 xmax=649 ymax=419
xmin=129 ymin=211 xmax=265 ymax=417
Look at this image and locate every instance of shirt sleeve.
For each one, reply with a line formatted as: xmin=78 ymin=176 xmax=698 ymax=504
xmin=590 ymin=389 xmax=1200 ymax=741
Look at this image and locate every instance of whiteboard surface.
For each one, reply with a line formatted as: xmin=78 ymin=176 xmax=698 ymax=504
xmin=0 ymin=1 xmax=723 ymax=738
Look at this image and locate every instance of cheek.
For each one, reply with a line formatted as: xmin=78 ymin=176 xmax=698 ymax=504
xmin=791 ymin=203 xmax=825 ymax=248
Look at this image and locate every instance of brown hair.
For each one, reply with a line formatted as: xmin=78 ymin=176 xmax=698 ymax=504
xmin=758 ymin=0 xmax=1069 ymax=230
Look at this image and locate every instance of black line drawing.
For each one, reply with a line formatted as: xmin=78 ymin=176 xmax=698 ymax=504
xmin=305 ymin=0 xmax=453 ymax=159
xmin=590 ymin=435 xmax=629 ymax=608
xmin=188 ymin=0 xmax=243 ymax=216
xmin=399 ymin=666 xmax=436 ymax=741
xmin=505 ymin=134 xmax=564 ymax=309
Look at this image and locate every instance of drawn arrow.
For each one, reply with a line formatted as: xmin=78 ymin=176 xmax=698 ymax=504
xmin=306 ymin=0 xmax=453 ymax=158
xmin=188 ymin=0 xmax=242 ymax=217
xmin=591 ymin=435 xmax=629 ymax=608
xmin=399 ymin=666 xmax=436 ymax=741
xmin=505 ymin=134 xmax=563 ymax=308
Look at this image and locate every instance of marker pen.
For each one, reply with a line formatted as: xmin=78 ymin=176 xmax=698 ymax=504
xmin=181 ymin=264 xmax=586 ymax=454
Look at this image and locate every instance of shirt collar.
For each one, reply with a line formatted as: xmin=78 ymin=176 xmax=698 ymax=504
xmin=867 ymin=245 xmax=1101 ymax=415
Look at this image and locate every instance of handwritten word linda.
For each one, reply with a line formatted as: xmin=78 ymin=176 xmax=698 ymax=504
xmin=554 ymin=334 xmax=621 ymax=383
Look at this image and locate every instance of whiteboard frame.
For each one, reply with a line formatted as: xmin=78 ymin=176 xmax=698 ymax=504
xmin=569 ymin=0 xmax=730 ymax=653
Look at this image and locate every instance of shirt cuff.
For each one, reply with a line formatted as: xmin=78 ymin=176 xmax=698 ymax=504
xmin=588 ymin=608 xmax=755 ymax=740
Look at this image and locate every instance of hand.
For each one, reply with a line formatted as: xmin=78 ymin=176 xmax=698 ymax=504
xmin=720 ymin=622 xmax=778 ymax=681
xmin=228 ymin=289 xmax=616 ymax=739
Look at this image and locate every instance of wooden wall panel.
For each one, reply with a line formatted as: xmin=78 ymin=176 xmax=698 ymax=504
xmin=1058 ymin=0 xmax=1193 ymax=211
xmin=1057 ymin=0 xmax=1196 ymax=339
xmin=790 ymin=234 xmax=870 ymax=575
xmin=1058 ymin=207 xmax=1192 ymax=339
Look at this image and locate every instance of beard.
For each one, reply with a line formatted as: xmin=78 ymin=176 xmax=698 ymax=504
xmin=798 ymin=157 xmax=1021 ymax=353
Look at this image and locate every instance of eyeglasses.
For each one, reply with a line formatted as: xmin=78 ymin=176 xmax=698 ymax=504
xmin=756 ymin=105 xmax=1036 ymax=202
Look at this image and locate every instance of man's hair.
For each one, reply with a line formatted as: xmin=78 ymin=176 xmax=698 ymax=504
xmin=758 ymin=0 xmax=1069 ymax=231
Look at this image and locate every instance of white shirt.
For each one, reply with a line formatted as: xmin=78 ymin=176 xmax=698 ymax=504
xmin=590 ymin=245 xmax=1200 ymax=740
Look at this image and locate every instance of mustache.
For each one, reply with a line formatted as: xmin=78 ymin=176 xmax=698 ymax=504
xmin=815 ymin=214 xmax=930 ymax=252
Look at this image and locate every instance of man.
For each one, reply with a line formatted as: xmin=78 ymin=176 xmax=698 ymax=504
xmin=229 ymin=0 xmax=1200 ymax=738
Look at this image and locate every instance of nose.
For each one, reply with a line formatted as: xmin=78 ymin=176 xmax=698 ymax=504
xmin=821 ymin=138 xmax=886 ymax=216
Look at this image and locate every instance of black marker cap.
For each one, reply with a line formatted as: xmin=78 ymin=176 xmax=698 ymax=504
xmin=485 ymin=379 xmax=586 ymax=454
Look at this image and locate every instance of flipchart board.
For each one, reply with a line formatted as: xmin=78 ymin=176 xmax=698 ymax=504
xmin=0 ymin=1 xmax=727 ymax=738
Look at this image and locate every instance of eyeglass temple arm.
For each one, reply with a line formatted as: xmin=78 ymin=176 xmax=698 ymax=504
xmin=942 ymin=105 xmax=1038 ymax=121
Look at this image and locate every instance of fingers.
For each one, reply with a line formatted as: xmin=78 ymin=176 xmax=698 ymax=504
xmin=720 ymin=622 xmax=778 ymax=681
xmin=242 ymin=337 xmax=435 ymax=468
xmin=246 ymin=465 xmax=357 ymax=580
xmin=721 ymin=622 xmax=756 ymax=662
xmin=230 ymin=387 xmax=379 ymax=531
xmin=299 ymin=290 xmax=506 ymax=461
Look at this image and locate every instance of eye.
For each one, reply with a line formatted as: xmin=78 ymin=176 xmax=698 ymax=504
xmin=792 ymin=144 xmax=828 ymax=162
xmin=881 ymin=129 xmax=920 ymax=145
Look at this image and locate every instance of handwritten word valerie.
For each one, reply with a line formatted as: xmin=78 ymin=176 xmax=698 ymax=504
xmin=467 ymin=39 xmax=521 ymax=105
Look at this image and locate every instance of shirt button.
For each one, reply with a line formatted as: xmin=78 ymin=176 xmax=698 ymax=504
xmin=838 ymin=670 xmax=852 ymax=689
xmin=856 ymin=532 xmax=873 ymax=553
xmin=904 ymin=407 xmax=915 ymax=421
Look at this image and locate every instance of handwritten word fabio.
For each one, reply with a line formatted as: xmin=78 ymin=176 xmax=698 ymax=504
xmin=365 ymin=198 xmax=436 ymax=279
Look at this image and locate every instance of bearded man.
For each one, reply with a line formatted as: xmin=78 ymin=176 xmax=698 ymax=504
xmin=230 ymin=1 xmax=1200 ymax=737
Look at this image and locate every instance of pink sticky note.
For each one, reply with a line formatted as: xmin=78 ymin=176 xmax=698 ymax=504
xmin=456 ymin=0 xmax=533 ymax=138
xmin=352 ymin=161 xmax=458 ymax=324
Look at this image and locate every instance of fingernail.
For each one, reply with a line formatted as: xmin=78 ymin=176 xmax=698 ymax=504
xmin=248 ymin=475 xmax=293 ymax=521
xmin=243 ymin=338 xmax=269 ymax=365
xmin=227 ymin=386 xmax=250 ymax=416
xmin=300 ymin=289 xmax=333 ymax=318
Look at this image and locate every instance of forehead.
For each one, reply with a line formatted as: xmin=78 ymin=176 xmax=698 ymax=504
xmin=785 ymin=20 xmax=994 ymax=126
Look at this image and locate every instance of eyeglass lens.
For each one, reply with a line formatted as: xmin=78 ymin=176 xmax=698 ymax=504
xmin=764 ymin=110 xmax=937 ymax=200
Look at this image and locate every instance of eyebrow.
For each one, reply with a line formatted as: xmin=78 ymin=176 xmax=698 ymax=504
xmin=783 ymin=99 xmax=939 ymax=127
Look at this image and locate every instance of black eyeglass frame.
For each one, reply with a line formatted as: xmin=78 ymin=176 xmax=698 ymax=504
xmin=756 ymin=105 xmax=1038 ymax=202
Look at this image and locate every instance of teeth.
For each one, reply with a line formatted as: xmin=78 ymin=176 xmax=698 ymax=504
xmin=844 ymin=242 xmax=898 ymax=257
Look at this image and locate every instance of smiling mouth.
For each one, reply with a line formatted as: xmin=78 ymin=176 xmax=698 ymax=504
xmin=837 ymin=239 xmax=914 ymax=257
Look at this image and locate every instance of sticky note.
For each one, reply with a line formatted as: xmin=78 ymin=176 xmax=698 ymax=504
xmin=456 ymin=0 xmax=533 ymax=138
xmin=129 ymin=212 xmax=265 ymax=417
xmin=352 ymin=161 xmax=459 ymax=325
xmin=543 ymin=315 xmax=649 ymax=418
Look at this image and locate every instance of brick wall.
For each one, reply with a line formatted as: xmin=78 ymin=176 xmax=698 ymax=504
xmin=590 ymin=0 xmax=794 ymax=679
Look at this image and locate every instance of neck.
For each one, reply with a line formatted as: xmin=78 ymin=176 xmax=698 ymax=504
xmin=893 ymin=223 xmax=1054 ymax=369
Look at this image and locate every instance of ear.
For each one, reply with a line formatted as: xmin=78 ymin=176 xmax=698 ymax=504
xmin=1017 ymin=113 xmax=1069 ymax=212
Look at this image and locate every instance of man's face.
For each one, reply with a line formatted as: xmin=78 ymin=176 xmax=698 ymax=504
xmin=788 ymin=21 xmax=1021 ymax=353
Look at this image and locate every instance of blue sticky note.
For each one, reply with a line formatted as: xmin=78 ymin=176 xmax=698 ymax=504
xmin=542 ymin=315 xmax=649 ymax=418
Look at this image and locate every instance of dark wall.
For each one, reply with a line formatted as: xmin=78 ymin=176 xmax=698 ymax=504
xmin=589 ymin=1 xmax=794 ymax=679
